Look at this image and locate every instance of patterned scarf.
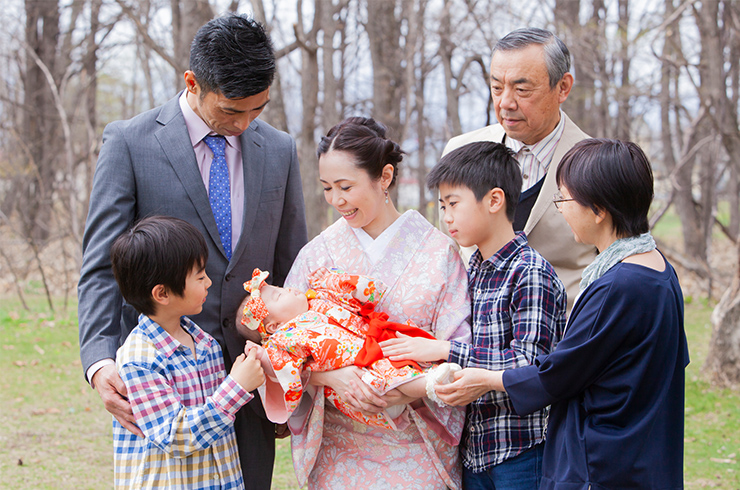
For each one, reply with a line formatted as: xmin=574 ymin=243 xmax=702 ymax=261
xmin=580 ymin=232 xmax=656 ymax=292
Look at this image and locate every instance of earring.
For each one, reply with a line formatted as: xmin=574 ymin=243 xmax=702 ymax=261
xmin=384 ymin=189 xmax=389 ymax=204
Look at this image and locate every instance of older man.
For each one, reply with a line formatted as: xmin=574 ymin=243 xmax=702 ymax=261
xmin=443 ymin=28 xmax=596 ymax=311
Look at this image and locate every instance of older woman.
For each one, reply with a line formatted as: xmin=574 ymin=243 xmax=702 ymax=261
xmin=283 ymin=117 xmax=472 ymax=489
xmin=435 ymin=138 xmax=689 ymax=489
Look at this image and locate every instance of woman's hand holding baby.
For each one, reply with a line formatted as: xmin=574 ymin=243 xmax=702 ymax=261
xmin=310 ymin=367 xmax=389 ymax=416
xmin=230 ymin=348 xmax=265 ymax=393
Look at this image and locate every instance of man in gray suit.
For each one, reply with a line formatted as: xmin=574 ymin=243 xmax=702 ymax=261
xmin=78 ymin=14 xmax=307 ymax=489
xmin=443 ymin=28 xmax=596 ymax=312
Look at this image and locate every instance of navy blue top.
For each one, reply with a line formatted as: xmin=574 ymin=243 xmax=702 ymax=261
xmin=503 ymin=257 xmax=689 ymax=489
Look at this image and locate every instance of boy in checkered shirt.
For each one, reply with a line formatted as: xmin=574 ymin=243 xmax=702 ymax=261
xmin=380 ymin=141 xmax=567 ymax=489
xmin=109 ymin=216 xmax=264 ymax=490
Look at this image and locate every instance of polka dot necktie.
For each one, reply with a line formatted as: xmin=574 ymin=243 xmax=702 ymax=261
xmin=204 ymin=135 xmax=232 ymax=260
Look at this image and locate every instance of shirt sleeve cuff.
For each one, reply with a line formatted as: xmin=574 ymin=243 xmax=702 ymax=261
xmin=447 ymin=340 xmax=470 ymax=367
xmin=86 ymin=358 xmax=116 ymax=388
xmin=212 ymin=375 xmax=254 ymax=417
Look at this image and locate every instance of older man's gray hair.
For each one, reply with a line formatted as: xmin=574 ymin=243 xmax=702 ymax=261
xmin=493 ymin=28 xmax=571 ymax=88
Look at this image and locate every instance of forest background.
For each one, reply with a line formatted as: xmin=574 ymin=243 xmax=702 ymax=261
xmin=1 ymin=0 xmax=739 ymax=487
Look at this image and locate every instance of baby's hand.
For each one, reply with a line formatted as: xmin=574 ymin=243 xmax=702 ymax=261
xmin=230 ymin=348 xmax=265 ymax=392
xmin=244 ymin=340 xmax=266 ymax=359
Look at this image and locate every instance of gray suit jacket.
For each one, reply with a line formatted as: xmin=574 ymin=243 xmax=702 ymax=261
xmin=77 ymin=94 xmax=307 ymax=488
xmin=443 ymin=112 xmax=596 ymax=312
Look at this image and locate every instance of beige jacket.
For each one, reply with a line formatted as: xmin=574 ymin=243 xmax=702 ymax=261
xmin=441 ymin=112 xmax=597 ymax=313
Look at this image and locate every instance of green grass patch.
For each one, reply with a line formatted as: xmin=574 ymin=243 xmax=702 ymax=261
xmin=0 ymin=300 xmax=112 ymax=489
xmin=1 ymin=296 xmax=738 ymax=488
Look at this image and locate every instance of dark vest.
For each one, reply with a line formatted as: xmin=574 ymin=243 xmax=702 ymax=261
xmin=514 ymin=176 xmax=545 ymax=232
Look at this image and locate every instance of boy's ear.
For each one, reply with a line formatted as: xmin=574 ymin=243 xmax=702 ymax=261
xmin=487 ymin=188 xmax=506 ymax=214
xmin=151 ymin=284 xmax=170 ymax=306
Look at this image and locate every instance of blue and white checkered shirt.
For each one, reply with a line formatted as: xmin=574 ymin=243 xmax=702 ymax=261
xmin=448 ymin=232 xmax=566 ymax=472
xmin=113 ymin=314 xmax=252 ymax=489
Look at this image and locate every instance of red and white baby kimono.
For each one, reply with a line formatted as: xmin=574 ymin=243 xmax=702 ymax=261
xmin=258 ymin=267 xmax=435 ymax=430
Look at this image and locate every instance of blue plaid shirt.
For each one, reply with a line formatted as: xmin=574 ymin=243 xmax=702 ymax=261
xmin=113 ymin=314 xmax=252 ymax=489
xmin=448 ymin=232 xmax=566 ymax=472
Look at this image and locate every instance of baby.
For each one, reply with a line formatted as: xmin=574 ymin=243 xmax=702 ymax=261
xmin=238 ymin=267 xmax=459 ymax=430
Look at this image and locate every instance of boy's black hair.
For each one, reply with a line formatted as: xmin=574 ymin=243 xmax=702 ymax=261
xmin=190 ymin=14 xmax=275 ymax=99
xmin=426 ymin=141 xmax=522 ymax=222
xmin=110 ymin=216 xmax=209 ymax=317
xmin=557 ymin=138 xmax=653 ymax=238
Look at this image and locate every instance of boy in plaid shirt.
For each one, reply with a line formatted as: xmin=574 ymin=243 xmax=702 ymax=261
xmin=109 ymin=216 xmax=264 ymax=490
xmin=381 ymin=141 xmax=566 ymax=489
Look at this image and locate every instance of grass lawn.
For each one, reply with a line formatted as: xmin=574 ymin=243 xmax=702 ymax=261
xmin=0 ymin=296 xmax=737 ymax=489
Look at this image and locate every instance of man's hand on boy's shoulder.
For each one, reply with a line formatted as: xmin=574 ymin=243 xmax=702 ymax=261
xmin=92 ymin=364 xmax=144 ymax=437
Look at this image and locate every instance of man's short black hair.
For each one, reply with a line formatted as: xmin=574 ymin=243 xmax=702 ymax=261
xmin=557 ymin=138 xmax=653 ymax=238
xmin=189 ymin=14 xmax=275 ymax=99
xmin=110 ymin=216 xmax=209 ymax=317
xmin=427 ymin=141 xmax=522 ymax=222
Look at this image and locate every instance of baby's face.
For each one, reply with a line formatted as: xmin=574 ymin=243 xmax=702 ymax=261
xmin=260 ymin=285 xmax=309 ymax=331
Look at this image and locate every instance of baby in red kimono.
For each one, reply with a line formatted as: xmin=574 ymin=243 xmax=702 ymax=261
xmin=237 ymin=267 xmax=459 ymax=430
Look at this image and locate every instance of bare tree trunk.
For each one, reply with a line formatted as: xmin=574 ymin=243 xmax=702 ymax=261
xmin=81 ymin=0 xmax=102 ymax=230
xmin=172 ymin=0 xmax=213 ymax=89
xmin=22 ymin=0 xmax=63 ymax=243
xmin=251 ymin=0 xmax=290 ymax=131
xmin=365 ymin=0 xmax=403 ymax=138
xmin=725 ymin=2 xmax=740 ymax=240
xmin=439 ymin=0 xmax=461 ymax=139
xmin=615 ymin=0 xmax=631 ymax=141
xmin=295 ymin=0 xmax=323 ymax=239
xmin=699 ymin=0 xmax=740 ymax=385
xmin=320 ymin=0 xmax=341 ymax=128
xmin=554 ymin=0 xmax=583 ymax=127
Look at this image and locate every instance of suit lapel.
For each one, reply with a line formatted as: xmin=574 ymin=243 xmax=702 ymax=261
xmin=524 ymin=113 xmax=588 ymax=234
xmin=154 ymin=96 xmax=224 ymax=255
xmin=230 ymin=121 xmax=266 ymax=268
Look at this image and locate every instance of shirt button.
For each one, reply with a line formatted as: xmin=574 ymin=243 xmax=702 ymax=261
xmin=522 ymin=173 xmax=529 ymax=180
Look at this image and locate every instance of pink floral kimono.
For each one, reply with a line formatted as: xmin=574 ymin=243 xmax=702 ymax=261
xmin=284 ymin=210 xmax=472 ymax=490
xmin=259 ymin=266 xmax=432 ymax=430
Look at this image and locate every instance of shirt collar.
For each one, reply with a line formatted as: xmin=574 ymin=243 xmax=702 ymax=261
xmin=178 ymin=90 xmax=239 ymax=149
xmin=469 ymin=232 xmax=529 ymax=271
xmin=505 ymin=110 xmax=566 ymax=159
xmin=137 ymin=313 xmax=211 ymax=358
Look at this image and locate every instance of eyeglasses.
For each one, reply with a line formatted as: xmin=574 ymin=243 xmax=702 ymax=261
xmin=552 ymin=192 xmax=574 ymax=211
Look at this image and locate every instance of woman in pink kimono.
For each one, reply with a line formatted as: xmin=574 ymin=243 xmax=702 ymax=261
xmin=284 ymin=117 xmax=472 ymax=489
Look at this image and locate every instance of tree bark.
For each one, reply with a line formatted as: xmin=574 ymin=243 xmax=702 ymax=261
xmin=365 ymin=0 xmax=403 ymax=138
xmin=699 ymin=0 xmax=740 ymax=385
xmin=22 ymin=0 xmax=63 ymax=242
xmin=295 ymin=0 xmax=323 ymax=239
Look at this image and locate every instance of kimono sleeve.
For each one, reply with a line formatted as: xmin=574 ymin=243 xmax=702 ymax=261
xmin=415 ymin=236 xmax=472 ymax=445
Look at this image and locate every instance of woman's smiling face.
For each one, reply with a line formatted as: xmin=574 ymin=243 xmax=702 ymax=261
xmin=319 ymin=149 xmax=388 ymax=237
